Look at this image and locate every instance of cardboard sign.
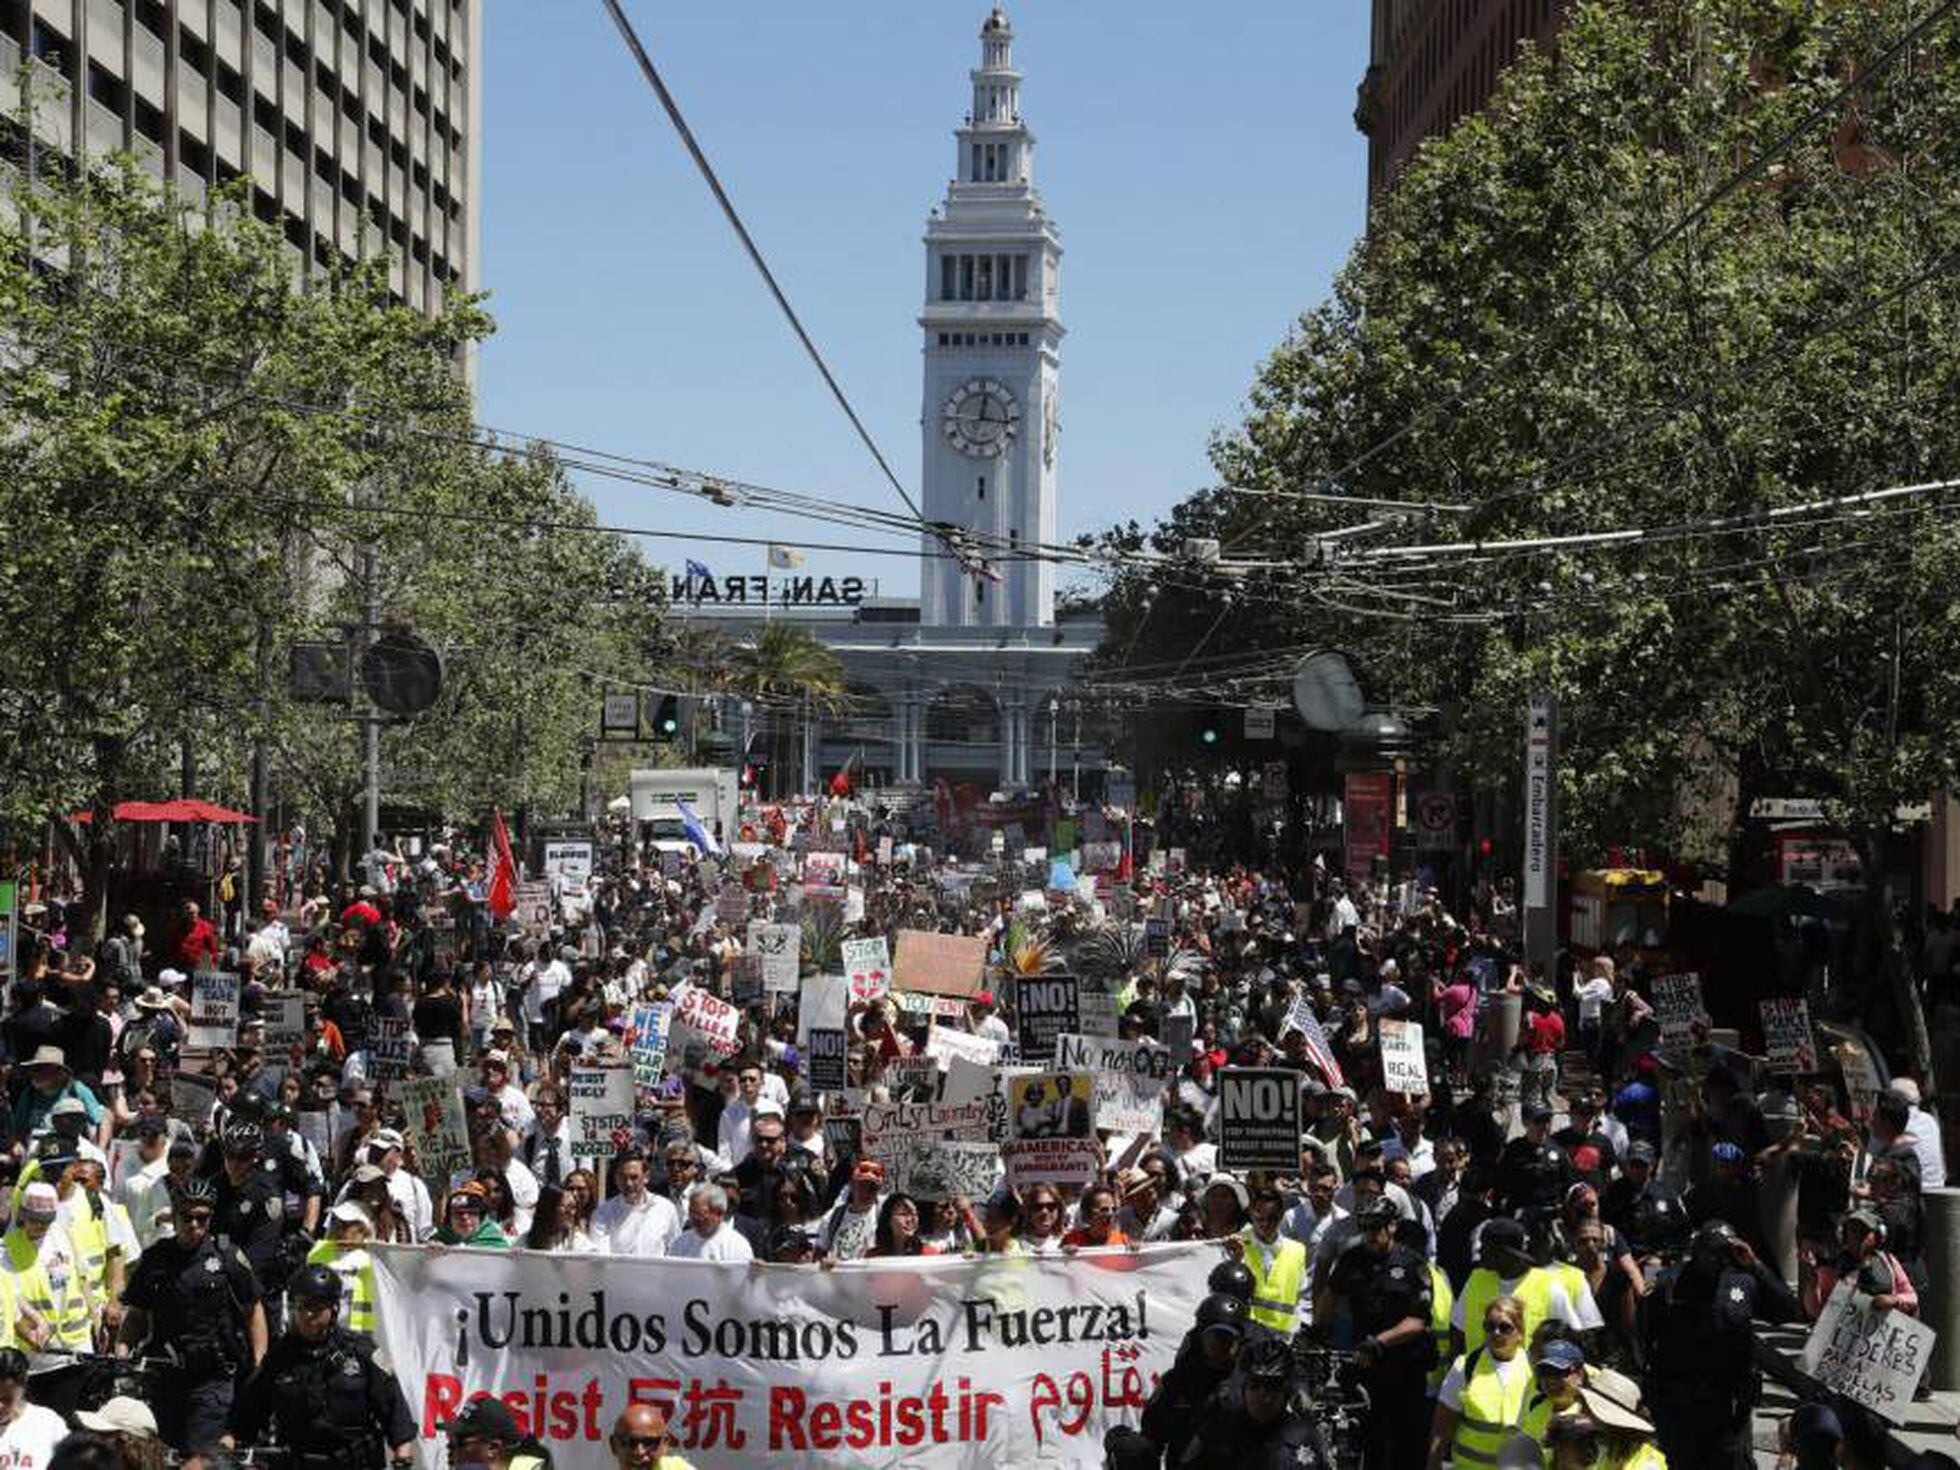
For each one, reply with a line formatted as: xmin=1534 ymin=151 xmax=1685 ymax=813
xmin=1652 ymin=974 xmax=1708 ymax=1056
xmin=1800 ymin=1279 xmax=1934 ymax=1423
xmin=887 ymin=1141 xmax=1003 ymax=1202
xmin=885 ymin=1055 xmax=944 ymax=1104
xmin=627 ymin=1003 xmax=672 ymax=1092
xmin=513 ymin=880 xmax=553 ymax=933
xmin=1002 ymin=1137 xmax=1101 ymax=1190
xmin=1091 ymin=1069 xmax=1164 ymax=1136
xmin=261 ymin=992 xmax=306 ymax=1053
xmin=188 ymin=971 xmax=241 ymax=1050
xmin=396 ymin=1074 xmax=472 ymax=1185
xmin=797 ymin=972 xmax=849 ymax=1047
xmin=747 ymin=922 xmax=802 ymax=994
xmin=671 ymin=984 xmax=741 ymax=1057
xmin=1006 ymin=1072 xmax=1094 ymax=1140
xmin=807 ymin=1027 xmax=849 ymax=1092
xmin=1054 ymin=1034 xmax=1172 ymax=1080
xmin=568 ymin=1063 xmax=635 ymax=1165
xmin=1759 ymin=997 xmax=1818 ymax=1073
xmin=1378 ymin=1019 xmax=1430 ymax=1096
xmin=892 ymin=930 xmax=989 ymax=998
xmin=1014 ymin=974 xmax=1081 ymax=1063
xmin=1143 ymin=918 xmax=1170 ymax=958
xmin=1218 ymin=1067 xmax=1302 ymax=1172
xmin=842 ymin=937 xmax=893 ymax=1005
xmin=861 ymin=1097 xmax=992 ymax=1160
xmin=1161 ymin=1012 xmax=1195 ymax=1060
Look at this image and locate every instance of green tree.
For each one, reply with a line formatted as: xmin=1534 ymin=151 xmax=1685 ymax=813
xmin=723 ymin=623 xmax=848 ymax=797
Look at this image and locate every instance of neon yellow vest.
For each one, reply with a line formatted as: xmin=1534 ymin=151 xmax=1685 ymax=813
xmin=1618 ymin=1445 xmax=1667 ymax=1470
xmin=1458 ymin=1267 xmax=1554 ymax=1356
xmin=0 ymin=1270 xmax=20 ymax=1351
xmin=67 ymin=1198 xmax=110 ymax=1306
xmin=1453 ymin=1348 xmax=1533 ymax=1467
xmin=1239 ymin=1229 xmax=1307 ymax=1337
xmin=3 ymin=1227 xmax=91 ymax=1349
xmin=306 ymin=1239 xmax=376 ymax=1337
xmin=1427 ymin=1262 xmax=1456 ymax=1393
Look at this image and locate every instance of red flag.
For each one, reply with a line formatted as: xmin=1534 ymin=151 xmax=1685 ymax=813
xmin=829 ymin=748 xmax=859 ymax=798
xmin=486 ymin=808 xmax=517 ymax=919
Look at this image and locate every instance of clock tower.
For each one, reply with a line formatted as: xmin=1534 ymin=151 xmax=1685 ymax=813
xmin=919 ymin=6 xmax=1063 ymax=628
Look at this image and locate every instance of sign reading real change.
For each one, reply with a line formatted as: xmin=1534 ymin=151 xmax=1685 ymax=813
xmin=371 ymin=1242 xmax=1212 ymax=1469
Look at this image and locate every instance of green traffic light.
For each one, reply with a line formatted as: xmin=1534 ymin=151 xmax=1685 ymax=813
xmin=1201 ymin=728 xmax=1218 ymax=745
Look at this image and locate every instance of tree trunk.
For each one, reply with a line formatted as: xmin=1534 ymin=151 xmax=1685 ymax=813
xmin=1858 ymin=829 xmax=1937 ymax=1090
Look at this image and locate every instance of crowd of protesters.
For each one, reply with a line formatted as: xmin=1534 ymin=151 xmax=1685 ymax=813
xmin=0 ymin=790 xmax=1951 ymax=1470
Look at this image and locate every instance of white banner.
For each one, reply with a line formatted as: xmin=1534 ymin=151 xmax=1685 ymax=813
xmin=925 ymin=1026 xmax=1001 ymax=1071
xmin=748 ymin=923 xmax=803 ymax=994
xmin=672 ymin=986 xmax=742 ymax=1059
xmin=371 ymin=1241 xmax=1211 ymax=1468
xmin=1378 ymin=1019 xmax=1429 ymax=1096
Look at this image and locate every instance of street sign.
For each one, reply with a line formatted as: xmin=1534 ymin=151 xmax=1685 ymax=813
xmin=1414 ymin=793 xmax=1458 ymax=851
xmin=1524 ymin=696 xmax=1554 ymax=909
xmin=1244 ymin=706 xmax=1277 ymax=740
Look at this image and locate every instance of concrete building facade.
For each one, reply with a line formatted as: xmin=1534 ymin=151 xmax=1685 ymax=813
xmin=0 ymin=0 xmax=480 ymax=314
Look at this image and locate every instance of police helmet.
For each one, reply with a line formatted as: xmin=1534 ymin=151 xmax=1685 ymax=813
xmin=1195 ymin=1293 xmax=1249 ymax=1338
xmin=1207 ymin=1260 xmax=1256 ymax=1303
xmin=1239 ymin=1337 xmax=1295 ymax=1385
xmin=1355 ymin=1195 xmax=1400 ymax=1229
xmin=291 ymin=1264 xmax=344 ymax=1305
xmin=222 ymin=1122 xmax=265 ymax=1157
xmin=173 ymin=1175 xmax=219 ymax=1207
xmin=1689 ymin=1219 xmax=1742 ymax=1273
xmin=1627 ymin=1193 xmax=1689 ymax=1254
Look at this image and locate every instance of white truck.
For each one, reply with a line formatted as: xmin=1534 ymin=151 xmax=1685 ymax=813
xmin=628 ymin=767 xmax=740 ymax=854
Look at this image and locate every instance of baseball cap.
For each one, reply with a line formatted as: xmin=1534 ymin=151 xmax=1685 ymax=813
xmin=1711 ymin=1141 xmax=1745 ymax=1163
xmin=371 ymin=1128 xmax=406 ymax=1151
xmin=1537 ymin=1339 xmax=1586 ymax=1373
xmin=20 ymin=1183 xmax=58 ymax=1222
xmin=1522 ymin=1100 xmax=1554 ymax=1122
xmin=329 ymin=1200 xmax=374 ymax=1228
xmin=439 ymin=1398 xmax=524 ymax=1444
xmin=75 ymin=1398 xmax=158 ymax=1439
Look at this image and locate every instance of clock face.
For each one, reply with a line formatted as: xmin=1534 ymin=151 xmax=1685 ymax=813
xmin=942 ymin=379 xmax=1021 ymax=459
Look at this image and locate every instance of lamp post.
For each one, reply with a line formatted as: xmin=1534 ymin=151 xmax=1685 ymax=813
xmin=1048 ymin=695 xmax=1059 ymax=785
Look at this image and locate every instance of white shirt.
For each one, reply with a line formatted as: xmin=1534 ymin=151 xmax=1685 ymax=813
xmin=1282 ymin=1199 xmax=1345 ymax=1251
xmin=0 ymin=1403 xmax=68 ymax=1470
xmin=667 ymin=1221 xmax=753 ymax=1262
xmin=590 ymin=1192 xmax=682 ymax=1257
xmin=1573 ymin=977 xmax=1614 ymax=1026
xmin=974 ymin=1014 xmax=1012 ymax=1046
xmin=717 ymin=1099 xmax=757 ymax=1168
xmin=1438 ymin=1349 xmax=1532 ymax=1413
xmin=502 ymin=1157 xmax=540 ymax=1238
xmin=1906 ymin=1106 xmax=1947 ymax=1188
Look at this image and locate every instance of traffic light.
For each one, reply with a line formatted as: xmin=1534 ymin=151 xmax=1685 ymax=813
xmin=1197 ymin=718 xmax=1221 ymax=748
xmin=653 ymin=695 xmax=681 ymax=742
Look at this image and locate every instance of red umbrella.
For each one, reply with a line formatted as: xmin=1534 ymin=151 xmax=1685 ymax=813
xmin=69 ymin=799 xmax=258 ymax=824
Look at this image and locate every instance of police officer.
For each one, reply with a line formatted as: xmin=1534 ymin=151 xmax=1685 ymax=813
xmin=1177 ymin=1336 xmax=1328 ymax=1470
xmin=208 ymin=1122 xmax=300 ymax=1330
xmin=1639 ymin=1219 xmax=1801 ymax=1470
xmin=1320 ymin=1195 xmax=1433 ymax=1470
xmin=119 ymin=1175 xmax=268 ymax=1457
xmin=224 ymin=1265 xmax=415 ymax=1470
xmin=1111 ymin=1293 xmax=1249 ymax=1468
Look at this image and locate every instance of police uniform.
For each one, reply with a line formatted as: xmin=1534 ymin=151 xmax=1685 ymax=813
xmin=1639 ymin=1258 xmax=1800 ymax=1470
xmin=1178 ymin=1379 xmax=1328 ymax=1470
xmin=123 ymin=1231 xmax=263 ymax=1453
xmin=229 ymin=1324 xmax=415 ymax=1469
xmin=1138 ymin=1325 xmax=1243 ymax=1465
xmin=1326 ymin=1242 xmax=1434 ymax=1470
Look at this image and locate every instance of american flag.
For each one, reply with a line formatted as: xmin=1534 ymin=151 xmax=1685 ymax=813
xmin=1285 ymin=1000 xmax=1346 ymax=1088
xmin=486 ymin=808 xmax=517 ymax=920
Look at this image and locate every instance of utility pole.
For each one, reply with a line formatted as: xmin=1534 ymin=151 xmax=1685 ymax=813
xmin=359 ymin=530 xmax=381 ymax=858
xmin=1522 ymin=693 xmax=1558 ymax=980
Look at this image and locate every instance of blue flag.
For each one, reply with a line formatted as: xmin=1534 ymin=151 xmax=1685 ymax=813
xmin=685 ymin=559 xmax=711 ymax=581
xmin=675 ymin=797 xmax=721 ymax=856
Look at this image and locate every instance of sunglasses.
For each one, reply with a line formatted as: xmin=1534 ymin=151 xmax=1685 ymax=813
xmin=616 ymin=1436 xmax=668 ymax=1452
xmin=1484 ymin=1321 xmax=1519 ymax=1336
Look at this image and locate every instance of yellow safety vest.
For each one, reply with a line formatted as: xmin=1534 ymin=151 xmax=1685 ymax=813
xmin=3 ymin=1227 xmax=91 ymax=1349
xmin=1427 ymin=1262 xmax=1456 ymax=1394
xmin=66 ymin=1198 xmax=110 ymax=1307
xmin=1452 ymin=1348 xmax=1534 ymax=1468
xmin=1239 ymin=1229 xmax=1307 ymax=1337
xmin=1458 ymin=1267 xmax=1555 ymax=1357
xmin=1617 ymin=1445 xmax=1667 ymax=1470
xmin=0 ymin=1269 xmax=20 ymax=1351
xmin=306 ymin=1239 xmax=377 ymax=1337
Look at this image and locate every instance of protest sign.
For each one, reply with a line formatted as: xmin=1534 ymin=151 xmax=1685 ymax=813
xmin=1143 ymin=918 xmax=1170 ymax=958
xmin=671 ymin=986 xmax=741 ymax=1058
xmin=1077 ymin=986 xmax=1119 ymax=1038
xmin=1800 ymin=1279 xmax=1934 ymax=1423
xmin=1652 ymin=974 xmax=1708 ymax=1056
xmin=885 ymin=1056 xmax=945 ymax=1104
xmin=806 ymin=1028 xmax=849 ymax=1092
xmin=804 ymin=850 xmax=847 ymax=897
xmin=861 ymin=1097 xmax=993 ymax=1161
xmin=188 ymin=970 xmax=241 ymax=1050
xmin=1161 ymin=1012 xmax=1195 ymax=1061
xmin=169 ymin=1070 xmax=219 ymax=1129
xmin=822 ymin=1113 xmax=862 ymax=1164
xmin=1014 ymin=974 xmax=1081 ymax=1063
xmin=1054 ymin=1034 xmax=1172 ymax=1081
xmin=893 ymin=990 xmax=969 ymax=1023
xmin=568 ymin=1064 xmax=635 ymax=1166
xmin=746 ymin=922 xmax=802 ymax=994
xmin=730 ymin=953 xmax=764 ymax=1008
xmin=797 ymin=973 xmax=850 ymax=1048
xmin=1760 ymin=997 xmax=1818 ymax=1073
xmin=396 ymin=1075 xmax=472 ymax=1185
xmin=842 ymin=937 xmax=892 ymax=1005
xmin=261 ymin=992 xmax=307 ymax=1053
xmin=513 ymin=880 xmax=553 ymax=933
xmin=876 ymin=835 xmax=893 ymax=866
xmin=1089 ymin=1070 xmax=1163 ymax=1136
xmin=627 ymin=1003 xmax=672 ymax=1092
xmin=1834 ymin=1038 xmax=1886 ymax=1118
xmin=715 ymin=881 xmax=750 ymax=927
xmin=925 ymin=1025 xmax=1001 ymax=1071
xmin=1001 ymin=1136 xmax=1101 ymax=1190
xmin=541 ymin=841 xmax=594 ymax=884
xmin=887 ymin=1141 xmax=1003 ymax=1202
xmin=1218 ymin=1068 xmax=1302 ymax=1172
xmin=1378 ymin=1019 xmax=1430 ymax=1096
xmin=1007 ymin=1072 xmax=1094 ymax=1141
xmin=371 ymin=1240 xmax=1212 ymax=1469
xmin=419 ymin=903 xmax=455 ymax=933
xmin=892 ymin=930 xmax=988 ymax=998
xmin=371 ymin=1017 xmax=412 ymax=1087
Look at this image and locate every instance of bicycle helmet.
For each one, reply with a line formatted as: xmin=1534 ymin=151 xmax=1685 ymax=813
xmin=1207 ymin=1260 xmax=1256 ymax=1303
xmin=1239 ymin=1336 xmax=1294 ymax=1385
xmin=172 ymin=1175 xmax=219 ymax=1207
xmin=1354 ymin=1195 xmax=1400 ymax=1229
xmin=291 ymin=1264 xmax=343 ymax=1305
xmin=222 ymin=1122 xmax=264 ymax=1157
xmin=1195 ymin=1293 xmax=1249 ymax=1338
xmin=1689 ymin=1219 xmax=1742 ymax=1274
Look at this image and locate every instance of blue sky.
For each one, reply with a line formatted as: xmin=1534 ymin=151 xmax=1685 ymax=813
xmin=476 ymin=3 xmax=1370 ymax=602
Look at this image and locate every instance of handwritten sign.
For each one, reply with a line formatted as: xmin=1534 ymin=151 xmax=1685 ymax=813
xmin=1653 ymin=974 xmax=1708 ymax=1057
xmin=627 ymin=1003 xmax=672 ymax=1092
xmin=370 ymin=1016 xmax=411 ymax=1086
xmin=261 ymin=992 xmax=306 ymax=1053
xmin=568 ymin=1064 xmax=635 ymax=1165
xmin=671 ymin=984 xmax=741 ymax=1058
xmin=1090 ymin=1069 xmax=1164 ymax=1136
xmin=1378 ymin=1019 xmax=1430 ymax=1096
xmin=804 ymin=851 xmax=847 ymax=898
xmin=842 ymin=937 xmax=892 ymax=1004
xmin=1054 ymin=1034 xmax=1171 ymax=1080
xmin=188 ymin=971 xmax=241 ymax=1050
xmin=513 ymin=879 xmax=553 ymax=934
xmin=747 ymin=922 xmax=802 ymax=993
xmin=1800 ymin=1279 xmax=1934 ymax=1423
xmin=1759 ymin=997 xmax=1817 ymax=1073
xmin=396 ymin=1074 xmax=471 ymax=1185
xmin=888 ymin=1141 xmax=1003 ymax=1202
xmin=925 ymin=1025 xmax=1001 ymax=1071
xmin=861 ymin=1097 xmax=992 ymax=1160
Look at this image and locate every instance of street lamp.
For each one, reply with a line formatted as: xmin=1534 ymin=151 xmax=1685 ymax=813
xmin=1048 ymin=694 xmax=1059 ymax=785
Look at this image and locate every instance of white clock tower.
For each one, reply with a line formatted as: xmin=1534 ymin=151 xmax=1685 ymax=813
xmin=919 ymin=7 xmax=1063 ymax=628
